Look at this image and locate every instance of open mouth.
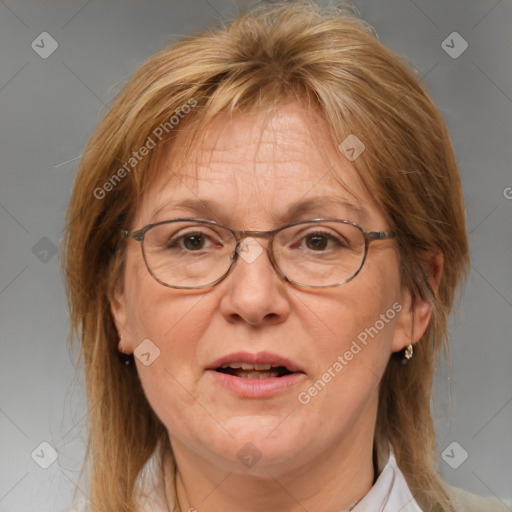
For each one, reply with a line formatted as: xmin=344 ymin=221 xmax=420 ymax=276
xmin=215 ymin=363 xmax=293 ymax=379
xmin=208 ymin=352 xmax=305 ymax=397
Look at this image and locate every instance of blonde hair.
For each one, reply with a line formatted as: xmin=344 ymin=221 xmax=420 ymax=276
xmin=62 ymin=2 xmax=469 ymax=511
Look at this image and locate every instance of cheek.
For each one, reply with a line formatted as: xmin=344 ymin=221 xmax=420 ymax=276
xmin=315 ymin=277 xmax=399 ymax=350
xmin=293 ymin=302 xmax=399 ymax=437
xmin=123 ymin=253 xmax=207 ymax=348
xmin=121 ymin=254 xmax=219 ymax=424
xmin=127 ymin=292 xmax=216 ymax=442
xmin=128 ymin=293 xmax=211 ymax=372
xmin=302 ymin=269 xmax=401 ymax=391
xmin=134 ymin=358 xmax=214 ymax=455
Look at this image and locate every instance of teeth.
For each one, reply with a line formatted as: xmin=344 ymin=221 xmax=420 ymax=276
xmin=236 ymin=370 xmax=280 ymax=379
xmin=220 ymin=362 xmax=273 ymax=370
xmin=254 ymin=363 xmax=272 ymax=370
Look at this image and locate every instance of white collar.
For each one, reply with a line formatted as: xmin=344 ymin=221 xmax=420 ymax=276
xmin=352 ymin=444 xmax=423 ymax=512
xmin=133 ymin=442 xmax=423 ymax=512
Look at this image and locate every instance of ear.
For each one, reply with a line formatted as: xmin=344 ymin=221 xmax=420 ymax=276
xmin=392 ymin=251 xmax=444 ymax=353
xmin=109 ymin=279 xmax=133 ymax=354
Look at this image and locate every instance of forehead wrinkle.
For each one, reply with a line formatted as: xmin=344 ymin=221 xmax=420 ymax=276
xmin=142 ymin=102 xmax=379 ymax=230
xmin=195 ymin=105 xmax=321 ymax=172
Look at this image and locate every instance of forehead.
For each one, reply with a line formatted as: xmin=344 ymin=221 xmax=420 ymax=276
xmin=135 ymin=101 xmax=382 ymax=228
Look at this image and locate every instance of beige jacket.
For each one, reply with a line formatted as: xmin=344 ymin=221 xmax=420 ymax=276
xmin=449 ymin=486 xmax=510 ymax=512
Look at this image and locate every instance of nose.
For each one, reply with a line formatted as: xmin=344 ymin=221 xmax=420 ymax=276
xmin=218 ymin=237 xmax=291 ymax=326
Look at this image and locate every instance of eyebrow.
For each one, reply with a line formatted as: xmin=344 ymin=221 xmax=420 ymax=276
xmin=150 ymin=196 xmax=370 ymax=225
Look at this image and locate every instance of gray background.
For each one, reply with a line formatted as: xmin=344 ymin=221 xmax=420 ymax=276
xmin=0 ymin=0 xmax=511 ymax=510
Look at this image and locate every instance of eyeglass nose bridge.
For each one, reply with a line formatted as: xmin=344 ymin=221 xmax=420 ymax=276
xmin=228 ymin=228 xmax=283 ymax=276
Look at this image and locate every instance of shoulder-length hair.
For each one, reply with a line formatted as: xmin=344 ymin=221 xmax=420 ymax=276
xmin=62 ymin=2 xmax=469 ymax=511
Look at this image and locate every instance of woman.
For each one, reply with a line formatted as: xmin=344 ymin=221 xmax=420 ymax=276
xmin=62 ymin=2 xmax=500 ymax=511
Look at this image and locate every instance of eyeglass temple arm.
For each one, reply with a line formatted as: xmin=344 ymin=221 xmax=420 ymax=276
xmin=121 ymin=229 xmax=144 ymax=242
xmin=367 ymin=231 xmax=396 ymax=241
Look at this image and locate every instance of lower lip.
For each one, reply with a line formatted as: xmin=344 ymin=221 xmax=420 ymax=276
xmin=207 ymin=370 xmax=306 ymax=398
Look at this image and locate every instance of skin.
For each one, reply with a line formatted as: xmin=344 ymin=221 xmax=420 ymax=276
xmin=110 ymin=101 xmax=440 ymax=512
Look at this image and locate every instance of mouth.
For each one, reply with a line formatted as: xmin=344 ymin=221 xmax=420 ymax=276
xmin=207 ymin=351 xmax=306 ymax=398
xmin=215 ymin=363 xmax=293 ymax=379
xmin=208 ymin=351 xmax=303 ymax=377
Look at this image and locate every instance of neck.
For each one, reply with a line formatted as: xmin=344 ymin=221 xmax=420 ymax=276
xmin=168 ymin=408 xmax=378 ymax=512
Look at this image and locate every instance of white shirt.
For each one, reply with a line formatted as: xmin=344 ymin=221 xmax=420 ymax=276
xmin=71 ymin=443 xmax=423 ymax=511
xmin=352 ymin=446 xmax=423 ymax=512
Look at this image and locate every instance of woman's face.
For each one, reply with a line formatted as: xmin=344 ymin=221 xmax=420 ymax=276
xmin=111 ymin=101 xmax=418 ymax=476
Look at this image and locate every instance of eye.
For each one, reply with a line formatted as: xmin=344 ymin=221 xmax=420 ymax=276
xmin=305 ymin=233 xmax=328 ymax=250
xmin=168 ymin=230 xmax=219 ymax=251
xmin=299 ymin=230 xmax=348 ymax=251
xmin=180 ymin=233 xmax=206 ymax=250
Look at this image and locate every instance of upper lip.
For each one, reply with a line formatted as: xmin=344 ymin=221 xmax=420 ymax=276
xmin=207 ymin=351 xmax=304 ymax=373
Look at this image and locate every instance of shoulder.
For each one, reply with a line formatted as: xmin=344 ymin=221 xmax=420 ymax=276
xmin=446 ymin=484 xmax=511 ymax=512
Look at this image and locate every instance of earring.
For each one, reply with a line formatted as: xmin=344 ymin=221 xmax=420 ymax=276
xmin=118 ymin=352 xmax=132 ymax=366
xmin=118 ymin=336 xmax=132 ymax=366
xmin=401 ymin=343 xmax=414 ymax=364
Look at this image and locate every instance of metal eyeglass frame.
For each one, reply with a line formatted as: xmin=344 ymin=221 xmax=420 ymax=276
xmin=121 ymin=217 xmax=396 ymax=290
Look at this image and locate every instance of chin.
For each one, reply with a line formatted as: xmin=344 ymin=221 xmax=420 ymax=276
xmin=200 ymin=415 xmax=311 ymax=471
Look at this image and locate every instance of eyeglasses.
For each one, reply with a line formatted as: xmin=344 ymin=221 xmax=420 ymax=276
xmin=121 ymin=218 xmax=396 ymax=289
